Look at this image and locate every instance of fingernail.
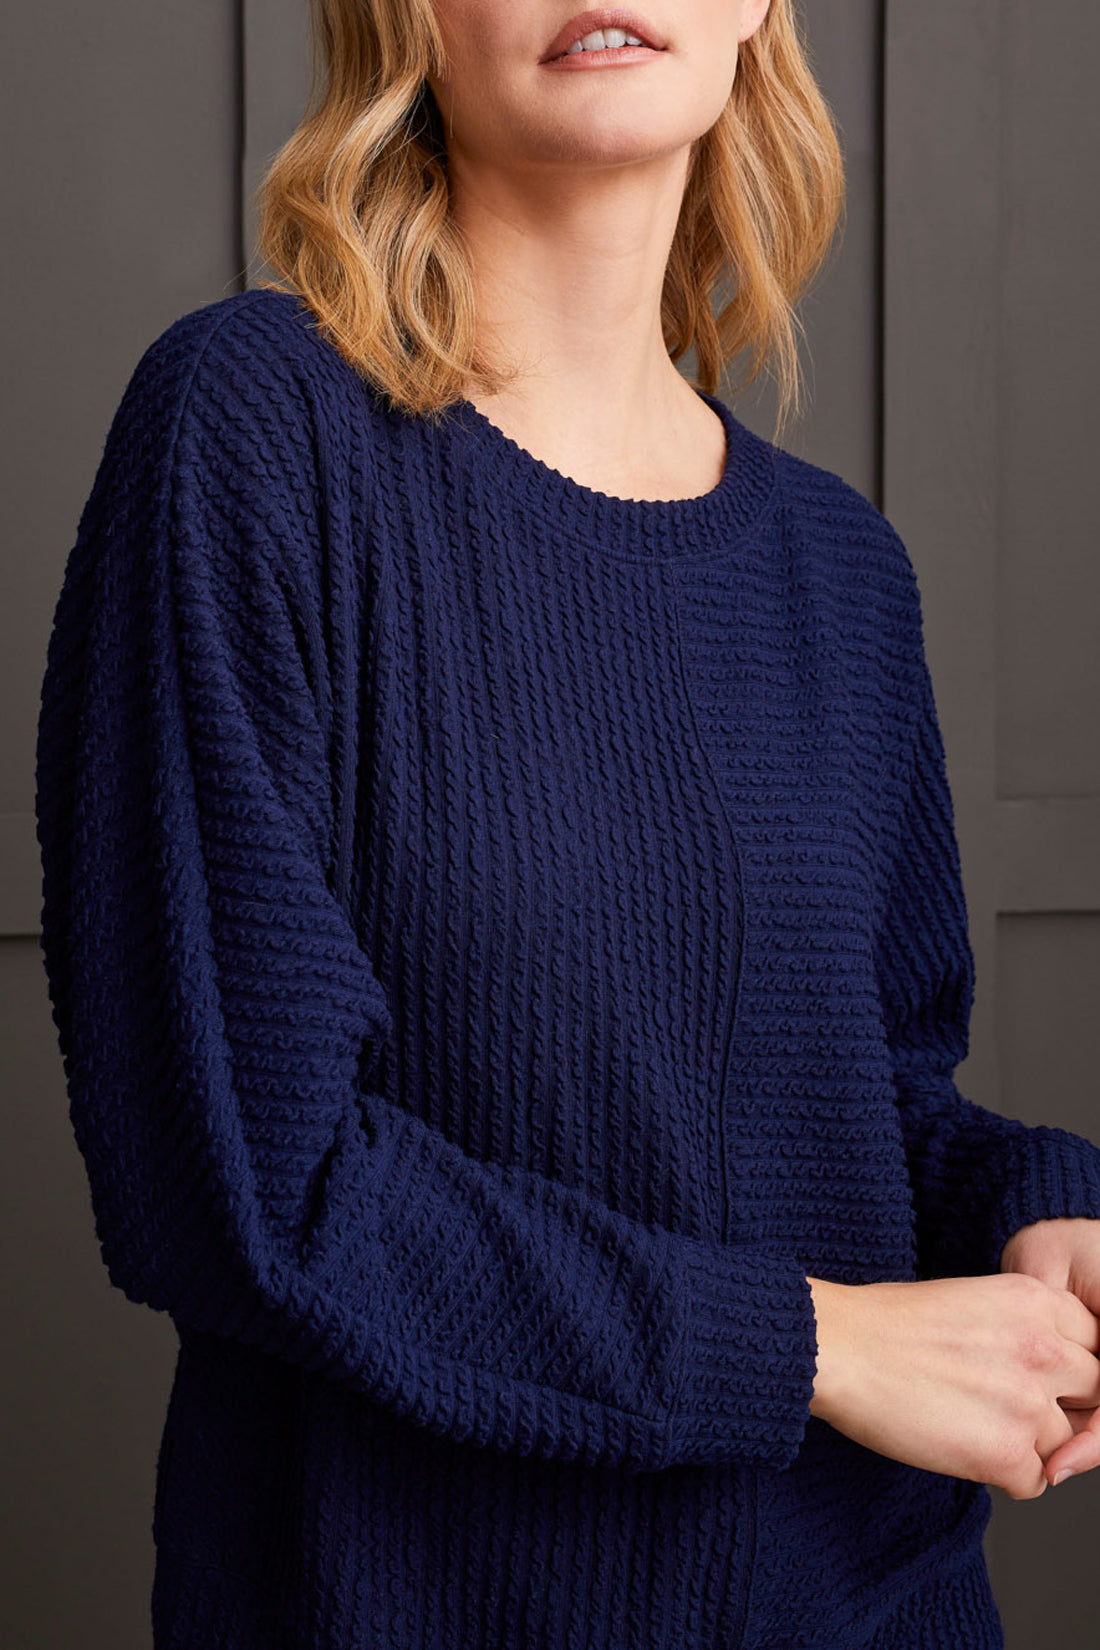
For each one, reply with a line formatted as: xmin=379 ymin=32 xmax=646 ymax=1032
xmin=1053 ymin=1468 xmax=1077 ymax=1487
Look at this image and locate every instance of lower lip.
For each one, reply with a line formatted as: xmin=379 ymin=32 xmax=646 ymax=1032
xmin=541 ymin=45 xmax=665 ymax=70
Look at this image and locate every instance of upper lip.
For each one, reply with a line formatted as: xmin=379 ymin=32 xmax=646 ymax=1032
xmin=539 ymin=10 xmax=667 ymax=64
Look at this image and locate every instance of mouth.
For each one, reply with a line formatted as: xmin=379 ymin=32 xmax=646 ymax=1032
xmin=538 ymin=10 xmax=668 ymax=66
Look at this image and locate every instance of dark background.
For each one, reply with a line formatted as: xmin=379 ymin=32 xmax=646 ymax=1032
xmin=3 ymin=3 xmax=1098 ymax=1643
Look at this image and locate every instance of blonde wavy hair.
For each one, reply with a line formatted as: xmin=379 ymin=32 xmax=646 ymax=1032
xmin=254 ymin=0 xmax=845 ymax=440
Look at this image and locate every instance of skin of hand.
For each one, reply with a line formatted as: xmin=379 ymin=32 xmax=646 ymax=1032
xmin=806 ymin=1268 xmax=1100 ymax=1499
xmin=998 ymin=1216 xmax=1100 ymax=1487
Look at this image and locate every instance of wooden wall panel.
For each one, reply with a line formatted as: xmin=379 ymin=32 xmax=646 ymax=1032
xmin=997 ymin=5 xmax=1100 ymax=798
xmin=242 ymin=0 xmax=311 ymax=282
xmin=884 ymin=3 xmax=1100 ymax=1640
xmin=1 ymin=1 xmax=242 ymax=939
xmin=2 ymin=7 xmax=242 ymax=1648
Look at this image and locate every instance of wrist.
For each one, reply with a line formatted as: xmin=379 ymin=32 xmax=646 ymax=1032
xmin=806 ymin=1275 xmax=865 ymax=1425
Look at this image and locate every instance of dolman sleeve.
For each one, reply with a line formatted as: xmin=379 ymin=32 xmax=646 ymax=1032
xmin=873 ymin=578 xmax=1100 ymax=1280
xmin=34 ymin=307 xmax=821 ymax=1477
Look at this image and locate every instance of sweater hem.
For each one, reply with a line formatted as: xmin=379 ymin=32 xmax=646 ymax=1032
xmin=812 ymin=1483 xmax=995 ymax=1650
xmin=855 ymin=1535 xmax=1003 ymax=1649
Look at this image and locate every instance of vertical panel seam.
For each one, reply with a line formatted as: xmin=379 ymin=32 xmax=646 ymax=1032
xmin=234 ymin=0 xmax=247 ymax=289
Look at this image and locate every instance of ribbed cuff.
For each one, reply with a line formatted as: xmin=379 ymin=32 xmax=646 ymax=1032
xmin=993 ymin=1124 xmax=1100 ymax=1267
xmin=669 ymin=1235 xmax=819 ymax=1471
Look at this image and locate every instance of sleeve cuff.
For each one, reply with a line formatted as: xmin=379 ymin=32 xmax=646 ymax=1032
xmin=669 ymin=1235 xmax=819 ymax=1471
xmin=992 ymin=1125 xmax=1100 ymax=1268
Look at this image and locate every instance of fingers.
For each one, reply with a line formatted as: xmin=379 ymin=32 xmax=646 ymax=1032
xmin=1052 ymin=1286 xmax=1100 ymax=1354
xmin=1035 ymin=1403 xmax=1080 ymax=1470
xmin=1055 ymin=1406 xmax=1096 ymax=1437
xmin=1044 ymin=1408 xmax=1100 ymax=1487
xmin=1054 ymin=1343 xmax=1100 ymax=1407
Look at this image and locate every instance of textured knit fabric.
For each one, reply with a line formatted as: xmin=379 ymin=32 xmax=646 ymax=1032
xmin=34 ymin=285 xmax=1100 ymax=1650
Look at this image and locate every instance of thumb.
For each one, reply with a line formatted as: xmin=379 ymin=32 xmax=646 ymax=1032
xmin=1045 ymin=1407 xmax=1100 ymax=1487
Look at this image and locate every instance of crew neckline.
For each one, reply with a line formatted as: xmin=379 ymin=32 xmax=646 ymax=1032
xmin=442 ymin=386 xmax=778 ymax=559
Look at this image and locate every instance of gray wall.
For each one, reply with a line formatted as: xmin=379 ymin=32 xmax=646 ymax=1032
xmin=2 ymin=2 xmax=1097 ymax=1645
xmin=882 ymin=7 xmax=1100 ymax=1642
xmin=3 ymin=8 xmax=244 ymax=1650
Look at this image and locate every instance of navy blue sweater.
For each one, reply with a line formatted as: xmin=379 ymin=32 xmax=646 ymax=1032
xmin=35 ymin=287 xmax=1100 ymax=1649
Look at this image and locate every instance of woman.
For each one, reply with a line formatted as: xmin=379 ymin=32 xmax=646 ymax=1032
xmin=34 ymin=2 xmax=1100 ymax=1646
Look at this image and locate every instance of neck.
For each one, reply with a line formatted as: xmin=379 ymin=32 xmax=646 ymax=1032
xmin=448 ymin=145 xmax=700 ymax=458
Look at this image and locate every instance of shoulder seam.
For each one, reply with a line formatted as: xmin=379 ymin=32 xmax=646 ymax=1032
xmin=144 ymin=293 xmax=275 ymax=497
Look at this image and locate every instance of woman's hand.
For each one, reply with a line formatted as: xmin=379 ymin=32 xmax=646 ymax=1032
xmin=999 ymin=1215 xmax=1100 ymax=1487
xmin=806 ymin=1270 xmax=1100 ymax=1499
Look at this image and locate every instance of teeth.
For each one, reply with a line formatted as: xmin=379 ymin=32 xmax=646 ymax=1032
xmin=564 ymin=29 xmax=646 ymax=54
